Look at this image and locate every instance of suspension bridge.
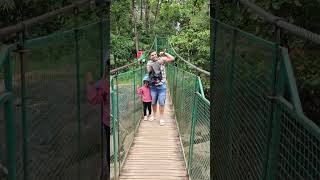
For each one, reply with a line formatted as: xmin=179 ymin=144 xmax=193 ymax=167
xmin=0 ymin=0 xmax=319 ymax=180
xmin=110 ymin=35 xmax=210 ymax=180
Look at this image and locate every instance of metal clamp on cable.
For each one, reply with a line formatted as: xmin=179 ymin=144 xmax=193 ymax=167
xmin=73 ymin=7 xmax=79 ymax=15
xmin=17 ymin=22 xmax=27 ymax=47
xmin=266 ymin=95 xmax=279 ymax=102
xmin=273 ymin=16 xmax=285 ymax=26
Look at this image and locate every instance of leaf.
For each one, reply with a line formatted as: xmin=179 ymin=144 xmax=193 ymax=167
xmin=271 ymin=2 xmax=281 ymax=10
xmin=0 ymin=0 xmax=15 ymax=12
xmin=294 ymin=0 xmax=302 ymax=6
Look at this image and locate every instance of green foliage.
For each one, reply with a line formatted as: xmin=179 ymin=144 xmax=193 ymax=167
xmin=0 ymin=0 xmax=15 ymax=12
xmin=108 ymin=0 xmax=211 ymax=76
xmin=217 ymin=0 xmax=320 ymax=122
xmin=171 ymin=28 xmax=209 ymax=70
xmin=111 ymin=0 xmax=132 ymax=36
xmin=169 ymin=1 xmax=210 ymax=96
xmin=292 ymin=49 xmax=320 ymax=90
xmin=154 ymin=2 xmax=182 ymax=36
xmin=0 ymin=0 xmax=100 ymax=40
xmin=111 ymin=34 xmax=135 ymax=67
xmin=171 ymin=2 xmax=209 ymax=58
xmin=5 ymin=0 xmax=318 ymax=112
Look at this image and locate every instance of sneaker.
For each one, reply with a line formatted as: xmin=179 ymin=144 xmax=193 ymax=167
xmin=150 ymin=114 xmax=156 ymax=121
xmin=143 ymin=116 xmax=148 ymax=121
xmin=148 ymin=115 xmax=153 ymax=121
xmin=160 ymin=119 xmax=165 ymax=126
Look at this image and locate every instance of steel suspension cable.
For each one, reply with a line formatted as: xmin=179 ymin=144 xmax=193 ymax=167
xmin=110 ymin=36 xmax=156 ymax=74
xmin=168 ymin=41 xmax=210 ymax=76
xmin=239 ymin=0 xmax=320 ymax=44
xmin=111 ymin=36 xmax=211 ymax=76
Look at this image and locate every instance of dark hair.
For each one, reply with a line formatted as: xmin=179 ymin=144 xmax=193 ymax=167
xmin=148 ymin=50 xmax=156 ymax=57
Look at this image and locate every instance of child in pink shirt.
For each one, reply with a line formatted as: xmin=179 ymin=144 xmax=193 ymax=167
xmin=85 ymin=72 xmax=110 ymax=179
xmin=137 ymin=75 xmax=153 ymax=121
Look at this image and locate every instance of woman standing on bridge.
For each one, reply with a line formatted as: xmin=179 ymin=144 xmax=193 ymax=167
xmin=147 ymin=50 xmax=174 ymax=126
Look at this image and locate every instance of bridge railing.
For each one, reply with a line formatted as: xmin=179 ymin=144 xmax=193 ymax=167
xmin=272 ymin=48 xmax=320 ymax=179
xmin=0 ymin=20 xmax=108 ymax=180
xmin=211 ymin=19 xmax=320 ymax=179
xmin=110 ymin=68 xmax=144 ymax=179
xmin=0 ymin=45 xmax=15 ymax=180
xmin=167 ymin=64 xmax=210 ymax=180
xmin=110 ymin=62 xmax=211 ymax=180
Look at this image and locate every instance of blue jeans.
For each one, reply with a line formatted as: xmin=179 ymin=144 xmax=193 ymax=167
xmin=150 ymin=83 xmax=166 ymax=106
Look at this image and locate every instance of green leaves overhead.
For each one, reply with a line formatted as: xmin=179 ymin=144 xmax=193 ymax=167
xmin=0 ymin=0 xmax=15 ymax=12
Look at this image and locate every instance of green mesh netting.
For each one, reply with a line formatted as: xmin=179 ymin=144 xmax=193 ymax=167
xmin=212 ymin=20 xmax=275 ymax=179
xmin=211 ymin=19 xmax=320 ymax=180
xmin=190 ymin=93 xmax=210 ymax=180
xmin=0 ymin=20 xmax=108 ymax=180
xmin=0 ymin=46 xmax=15 ymax=180
xmin=274 ymin=49 xmax=320 ymax=179
xmin=166 ymin=65 xmax=210 ymax=180
xmin=167 ymin=65 xmax=196 ymax=162
xmin=111 ymin=59 xmax=210 ymax=180
xmin=110 ymin=68 xmax=144 ymax=179
xmin=276 ymin=102 xmax=320 ymax=179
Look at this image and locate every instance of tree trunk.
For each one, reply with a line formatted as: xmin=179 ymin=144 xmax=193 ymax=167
xmin=132 ymin=0 xmax=139 ymax=53
xmin=192 ymin=0 xmax=198 ymax=15
xmin=116 ymin=19 xmax=120 ymax=35
xmin=140 ymin=0 xmax=143 ymax=21
xmin=152 ymin=0 xmax=161 ymax=29
xmin=145 ymin=0 xmax=150 ymax=30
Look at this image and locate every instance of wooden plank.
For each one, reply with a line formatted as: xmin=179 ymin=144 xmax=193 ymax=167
xmin=128 ymin=152 xmax=182 ymax=155
xmin=119 ymin=91 xmax=188 ymax=179
xmin=122 ymin=165 xmax=186 ymax=169
xmin=120 ymin=175 xmax=188 ymax=180
xmin=120 ymin=173 xmax=187 ymax=177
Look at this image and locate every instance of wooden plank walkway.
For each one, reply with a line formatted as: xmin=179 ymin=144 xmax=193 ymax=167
xmin=119 ymin=91 xmax=188 ymax=180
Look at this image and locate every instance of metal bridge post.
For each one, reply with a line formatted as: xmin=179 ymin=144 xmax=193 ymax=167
xmin=221 ymin=28 xmax=238 ymax=179
xmin=174 ymin=64 xmax=178 ymax=106
xmin=3 ymin=48 xmax=16 ymax=180
xmin=115 ymin=74 xmax=120 ymax=178
xmin=72 ymin=7 xmax=83 ymax=180
xmin=210 ymin=0 xmax=218 ymax=176
xmin=16 ymin=29 xmax=28 ymax=180
xmin=264 ymin=25 xmax=282 ymax=180
xmin=179 ymin=71 xmax=185 ymax=121
xmin=133 ymin=70 xmax=136 ymax=133
xmin=97 ymin=5 xmax=105 ymax=180
xmin=111 ymin=77 xmax=118 ymax=179
xmin=188 ymin=76 xmax=199 ymax=176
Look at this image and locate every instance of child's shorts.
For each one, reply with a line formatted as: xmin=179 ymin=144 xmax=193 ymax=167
xmin=150 ymin=83 xmax=166 ymax=106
